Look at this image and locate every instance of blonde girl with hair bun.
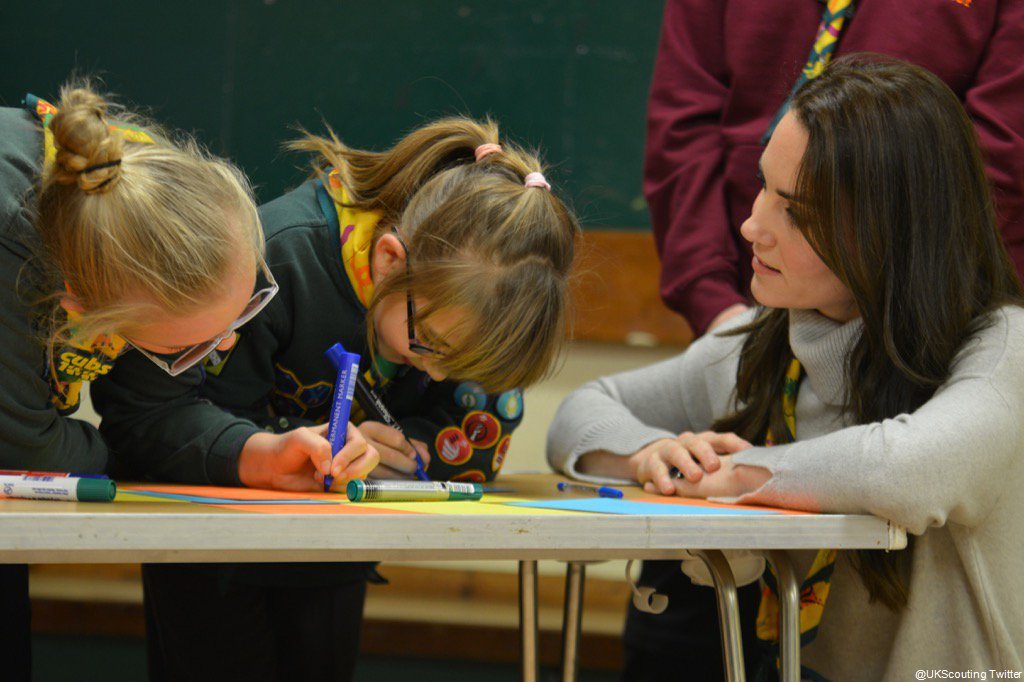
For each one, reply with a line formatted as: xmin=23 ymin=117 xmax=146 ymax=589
xmin=0 ymin=82 xmax=377 ymax=678
xmin=94 ymin=115 xmax=580 ymax=679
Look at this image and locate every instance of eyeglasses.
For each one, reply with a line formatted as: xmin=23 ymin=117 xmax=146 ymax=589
xmin=392 ymin=228 xmax=444 ymax=358
xmin=127 ymin=261 xmax=279 ymax=376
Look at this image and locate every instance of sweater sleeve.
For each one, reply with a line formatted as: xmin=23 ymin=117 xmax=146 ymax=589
xmin=644 ymin=0 xmax=745 ymax=334
xmin=731 ymin=308 xmax=1024 ymax=535
xmin=965 ymin=0 xmax=1024 ymax=276
xmin=547 ymin=316 xmax=747 ymax=483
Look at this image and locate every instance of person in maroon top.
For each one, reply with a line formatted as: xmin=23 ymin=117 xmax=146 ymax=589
xmin=631 ymin=2 xmax=1024 ymax=679
xmin=647 ymin=0 xmax=1024 ymax=336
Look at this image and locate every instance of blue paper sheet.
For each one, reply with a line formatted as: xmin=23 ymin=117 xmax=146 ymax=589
xmin=508 ymin=498 xmax=778 ymax=516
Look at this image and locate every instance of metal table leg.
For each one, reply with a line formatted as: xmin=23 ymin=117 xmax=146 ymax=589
xmin=695 ymin=550 xmax=746 ymax=682
xmin=560 ymin=561 xmax=586 ymax=682
xmin=765 ymin=550 xmax=800 ymax=682
xmin=519 ymin=560 xmax=540 ymax=682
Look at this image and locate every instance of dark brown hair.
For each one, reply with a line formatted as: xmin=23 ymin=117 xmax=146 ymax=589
xmin=714 ymin=55 xmax=1023 ymax=609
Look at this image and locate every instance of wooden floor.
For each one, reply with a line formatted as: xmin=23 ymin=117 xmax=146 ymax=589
xmin=30 ymin=563 xmax=631 ymax=670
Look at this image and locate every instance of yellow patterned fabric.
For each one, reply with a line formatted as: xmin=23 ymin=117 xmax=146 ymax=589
xmin=757 ymin=358 xmax=838 ymax=681
xmin=761 ymin=0 xmax=856 ymax=144
xmin=50 ymin=310 xmax=129 ymax=413
xmin=325 ymin=169 xmax=382 ymax=308
xmin=320 ymin=169 xmax=399 ymax=408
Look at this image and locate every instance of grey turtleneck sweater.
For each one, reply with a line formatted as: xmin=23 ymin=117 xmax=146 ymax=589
xmin=547 ymin=307 xmax=1024 ymax=679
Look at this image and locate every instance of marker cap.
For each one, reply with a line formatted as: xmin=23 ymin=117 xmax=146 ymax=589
xmin=76 ymin=478 xmax=117 ymax=502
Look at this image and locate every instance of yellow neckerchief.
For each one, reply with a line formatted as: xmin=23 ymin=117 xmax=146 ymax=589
xmin=50 ymin=309 xmax=129 ymax=412
xmin=757 ymin=358 xmax=838 ymax=680
xmin=761 ymin=0 xmax=856 ymax=144
xmin=320 ymin=169 xmax=400 ymax=423
xmin=325 ymin=168 xmax=381 ymax=309
xmin=29 ymin=93 xmax=154 ymax=172
xmin=28 ymin=95 xmax=152 ymax=412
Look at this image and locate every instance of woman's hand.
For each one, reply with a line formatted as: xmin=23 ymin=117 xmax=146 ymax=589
xmin=358 ymin=421 xmax=430 ymax=479
xmin=239 ymin=423 xmax=380 ymax=492
xmin=650 ymin=457 xmax=772 ymax=500
xmin=630 ymin=431 xmax=753 ymax=495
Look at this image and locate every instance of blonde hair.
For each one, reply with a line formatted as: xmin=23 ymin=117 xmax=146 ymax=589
xmin=36 ymin=81 xmax=263 ymax=351
xmin=291 ymin=117 xmax=579 ymax=392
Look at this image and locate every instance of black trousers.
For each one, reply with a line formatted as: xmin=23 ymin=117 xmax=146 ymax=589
xmin=0 ymin=564 xmax=31 ymax=681
xmin=143 ymin=563 xmax=368 ymax=682
xmin=621 ymin=560 xmax=763 ymax=682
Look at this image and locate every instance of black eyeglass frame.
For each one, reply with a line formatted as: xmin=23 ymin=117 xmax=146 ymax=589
xmin=391 ymin=228 xmax=444 ymax=358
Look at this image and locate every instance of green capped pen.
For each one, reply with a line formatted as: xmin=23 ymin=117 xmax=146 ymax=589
xmin=346 ymin=480 xmax=482 ymax=502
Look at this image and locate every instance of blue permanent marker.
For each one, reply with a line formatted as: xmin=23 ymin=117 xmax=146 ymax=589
xmin=324 ymin=343 xmax=361 ymax=492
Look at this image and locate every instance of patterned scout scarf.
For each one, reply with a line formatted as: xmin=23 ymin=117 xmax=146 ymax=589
xmin=26 ymin=95 xmax=153 ymax=413
xmin=325 ymin=168 xmax=381 ymax=310
xmin=761 ymin=0 xmax=856 ymax=144
xmin=315 ymin=169 xmax=402 ymax=421
xmin=756 ymin=358 xmax=837 ymax=682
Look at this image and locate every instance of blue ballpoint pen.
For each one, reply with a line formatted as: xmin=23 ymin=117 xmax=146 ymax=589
xmin=556 ymin=481 xmax=624 ymax=499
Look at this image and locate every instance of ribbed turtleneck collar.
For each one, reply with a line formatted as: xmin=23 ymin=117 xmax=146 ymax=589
xmin=787 ymin=309 xmax=863 ymax=407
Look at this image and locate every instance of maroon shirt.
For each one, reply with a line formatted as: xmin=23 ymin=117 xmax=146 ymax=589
xmin=646 ymin=0 xmax=1024 ymax=334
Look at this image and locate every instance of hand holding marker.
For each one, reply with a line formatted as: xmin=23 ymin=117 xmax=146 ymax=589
xmin=323 ymin=343 xmax=362 ymax=492
xmin=351 ymin=373 xmax=430 ymax=481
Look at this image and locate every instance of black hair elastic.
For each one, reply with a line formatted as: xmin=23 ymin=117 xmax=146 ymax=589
xmin=81 ymin=159 xmax=122 ymax=174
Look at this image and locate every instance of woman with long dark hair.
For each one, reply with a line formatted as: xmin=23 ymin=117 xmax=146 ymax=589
xmin=548 ymin=55 xmax=1024 ymax=678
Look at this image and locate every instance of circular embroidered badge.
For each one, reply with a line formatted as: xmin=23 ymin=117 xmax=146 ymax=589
xmin=453 ymin=381 xmax=488 ymax=411
xmin=450 ymin=469 xmax=486 ymax=484
xmin=492 ymin=435 xmax=511 ymax=472
xmin=435 ymin=426 xmax=472 ymax=465
xmin=462 ymin=411 xmax=500 ymax=450
xmin=495 ymin=389 xmax=523 ymax=421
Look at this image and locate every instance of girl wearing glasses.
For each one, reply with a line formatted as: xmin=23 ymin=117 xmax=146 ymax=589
xmin=93 ymin=117 xmax=579 ymax=679
xmin=549 ymin=56 xmax=1024 ymax=678
xmin=0 ymin=83 xmax=376 ymax=679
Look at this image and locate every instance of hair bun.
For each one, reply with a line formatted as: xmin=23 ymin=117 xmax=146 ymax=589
xmin=50 ymin=88 xmax=125 ymax=194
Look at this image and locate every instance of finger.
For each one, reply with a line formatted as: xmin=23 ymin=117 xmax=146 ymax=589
xmin=698 ymin=431 xmax=754 ymax=455
xmin=364 ymin=463 xmax=410 ymax=481
xmin=375 ymin=443 xmax=417 ymax=475
xmin=311 ymin=423 xmax=330 ymax=438
xmin=681 ymin=434 xmax=721 ymax=473
xmin=644 ymin=451 xmax=678 ymax=496
xmin=327 ymin=426 xmax=369 ymax=478
xmin=643 ymin=481 xmax=657 ymax=495
xmin=359 ymin=422 xmax=413 ymax=454
xmin=408 ymin=438 xmax=430 ymax=468
xmin=294 ymin=427 xmax=333 ymax=476
xmin=335 ymin=448 xmax=380 ymax=482
xmin=667 ymin=441 xmax=704 ymax=483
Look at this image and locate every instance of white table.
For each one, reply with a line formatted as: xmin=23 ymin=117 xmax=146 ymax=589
xmin=0 ymin=474 xmax=906 ymax=681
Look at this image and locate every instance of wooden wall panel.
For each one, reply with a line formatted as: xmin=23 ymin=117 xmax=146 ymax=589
xmin=571 ymin=231 xmax=693 ymax=347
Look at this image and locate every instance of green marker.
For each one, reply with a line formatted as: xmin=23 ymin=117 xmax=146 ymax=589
xmin=346 ymin=480 xmax=483 ymax=502
xmin=0 ymin=474 xmax=116 ymax=502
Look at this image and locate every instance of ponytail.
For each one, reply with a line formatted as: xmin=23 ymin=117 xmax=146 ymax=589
xmin=48 ymin=88 xmax=125 ymax=194
xmin=291 ymin=116 xmax=580 ymax=391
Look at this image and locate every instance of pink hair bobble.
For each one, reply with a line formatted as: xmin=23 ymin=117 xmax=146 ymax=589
xmin=524 ymin=172 xmax=551 ymax=190
xmin=474 ymin=143 xmax=502 ymax=161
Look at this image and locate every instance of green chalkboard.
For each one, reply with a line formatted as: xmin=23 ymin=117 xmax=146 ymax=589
xmin=1 ymin=1 xmax=663 ymax=229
